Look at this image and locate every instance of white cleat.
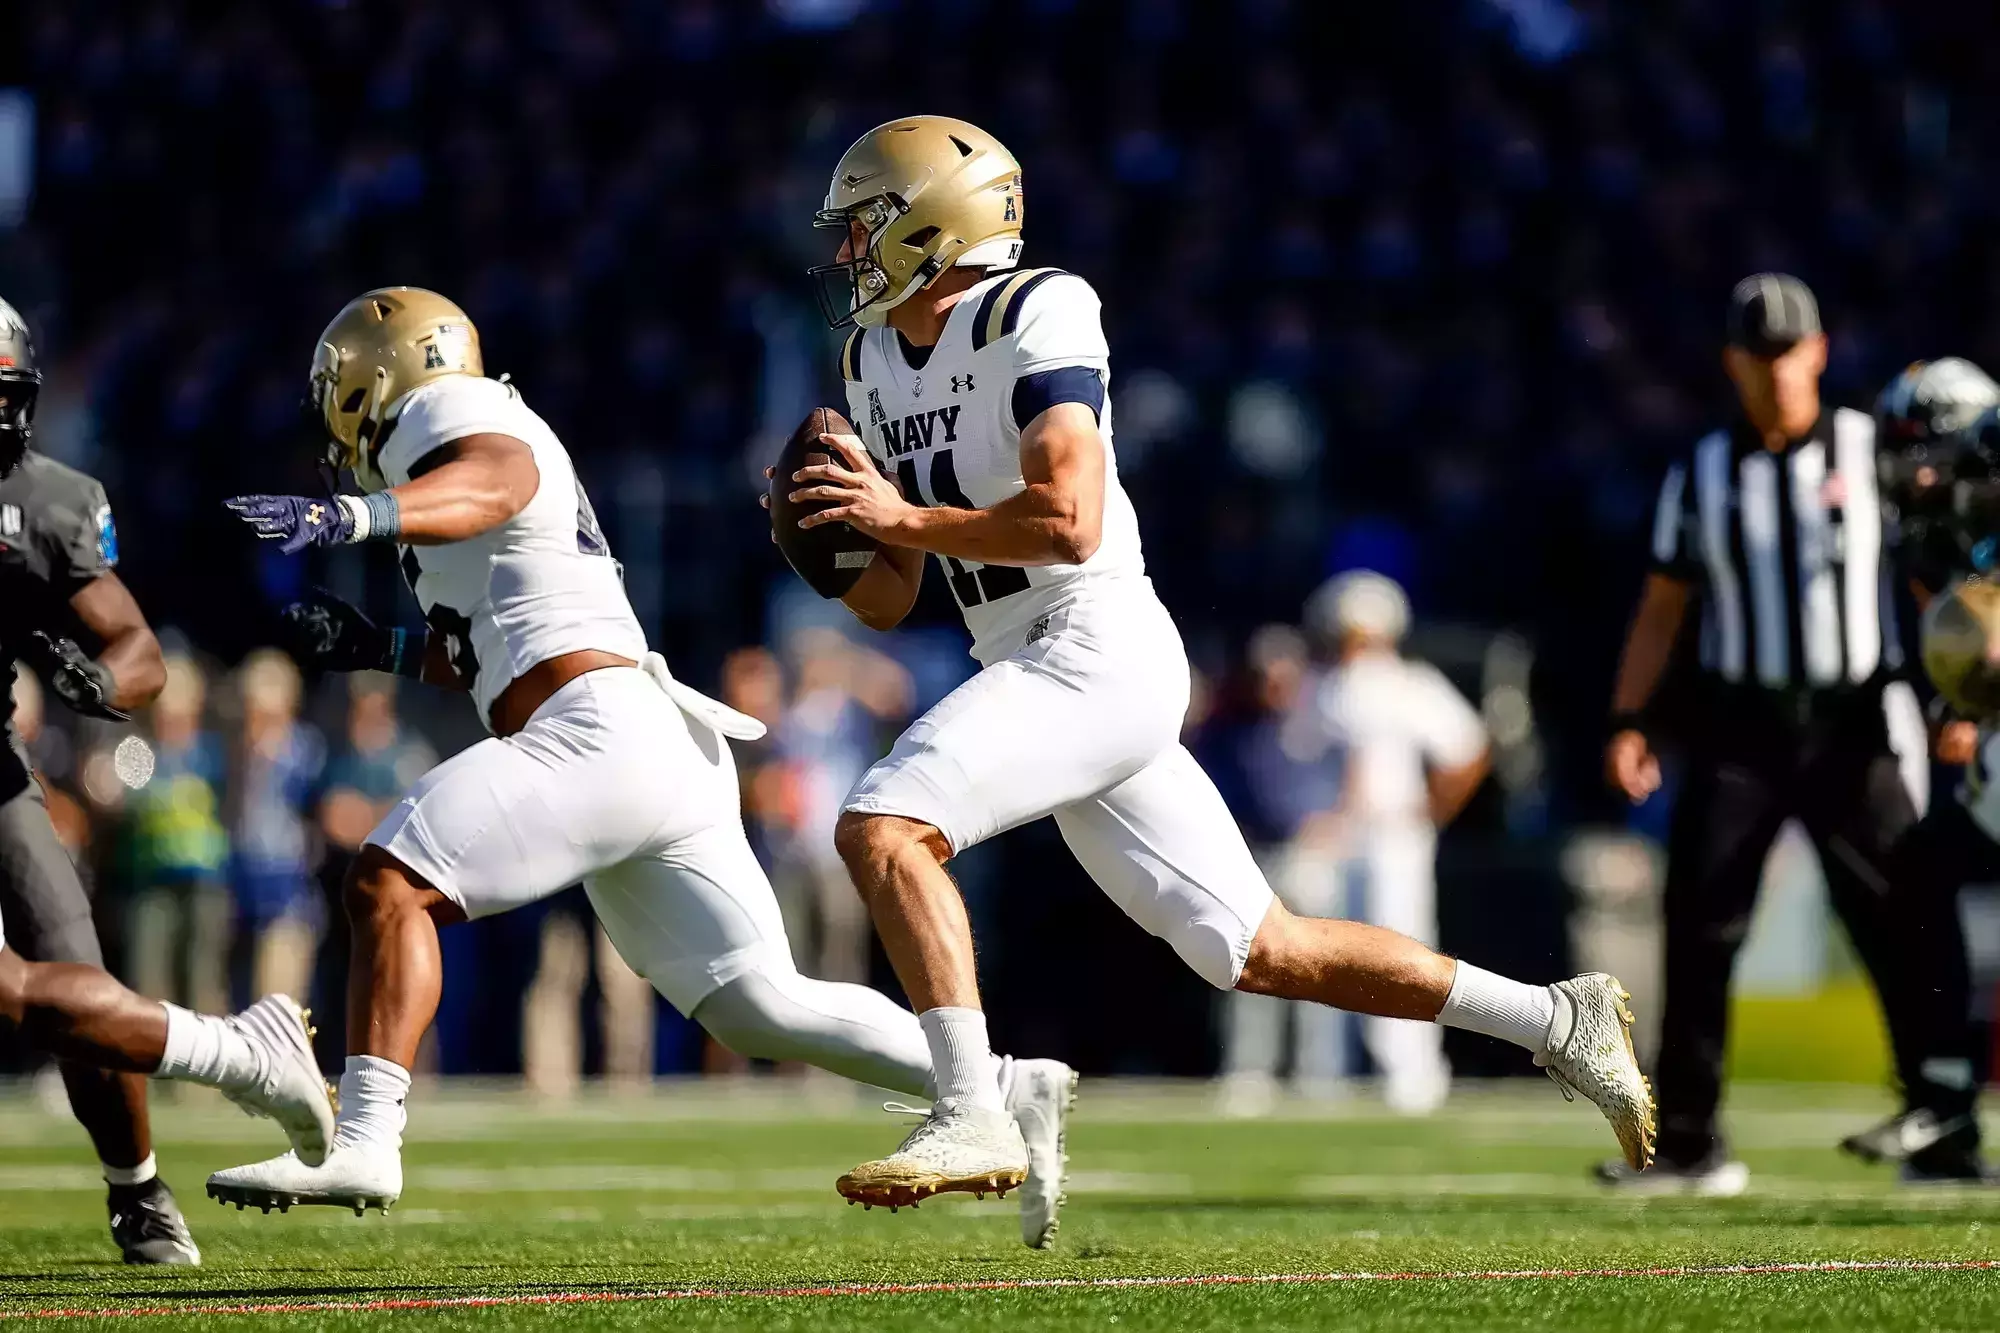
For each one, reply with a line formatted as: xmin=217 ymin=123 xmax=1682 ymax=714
xmin=216 ymin=996 xmax=338 ymax=1168
xmin=1595 ymin=1155 xmax=1748 ymax=1196
xmin=1536 ymin=973 xmax=1657 ymax=1172
xmin=206 ymin=1144 xmax=402 ymax=1216
xmin=1005 ymin=1059 xmax=1077 ymax=1249
xmin=836 ymin=1098 xmax=1028 ymax=1211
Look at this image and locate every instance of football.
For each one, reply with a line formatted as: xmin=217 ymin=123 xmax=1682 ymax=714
xmin=769 ymin=405 xmax=879 ymax=599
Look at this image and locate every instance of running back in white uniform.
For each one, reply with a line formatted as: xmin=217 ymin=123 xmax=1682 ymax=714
xmin=377 ymin=376 xmax=646 ymax=725
xmin=358 ymin=376 xmax=932 ymax=1098
xmin=840 ymin=269 xmax=1277 ymax=990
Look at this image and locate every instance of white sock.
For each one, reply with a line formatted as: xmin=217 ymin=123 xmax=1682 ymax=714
xmin=919 ymin=1007 xmax=1004 ymax=1112
xmin=1435 ymin=962 xmax=1558 ymax=1053
xmin=334 ymin=1055 xmax=412 ymax=1151
xmin=103 ymin=1153 xmax=158 ymax=1187
xmin=154 ymin=1003 xmax=264 ymax=1089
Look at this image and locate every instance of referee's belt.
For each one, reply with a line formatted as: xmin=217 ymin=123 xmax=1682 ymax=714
xmin=1695 ymin=677 xmax=1886 ymax=728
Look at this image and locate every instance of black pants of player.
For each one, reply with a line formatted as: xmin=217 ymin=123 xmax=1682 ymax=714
xmin=1889 ymin=795 xmax=1994 ymax=1096
xmin=1652 ymin=704 xmax=1967 ymax=1165
xmin=0 ymin=746 xmax=150 ymax=1169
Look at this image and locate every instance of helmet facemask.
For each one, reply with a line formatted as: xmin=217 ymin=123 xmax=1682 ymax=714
xmin=0 ymin=371 xmax=36 ymax=478
xmin=307 ymin=341 xmax=392 ymax=494
xmin=809 ymin=189 xmax=950 ymax=330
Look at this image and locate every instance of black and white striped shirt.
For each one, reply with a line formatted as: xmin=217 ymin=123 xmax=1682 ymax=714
xmin=1651 ymin=408 xmax=1904 ymax=690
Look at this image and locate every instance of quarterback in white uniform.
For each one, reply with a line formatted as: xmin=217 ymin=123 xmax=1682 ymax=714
xmin=783 ymin=116 xmax=1657 ymax=1204
xmin=211 ymin=288 xmax=1075 ymax=1249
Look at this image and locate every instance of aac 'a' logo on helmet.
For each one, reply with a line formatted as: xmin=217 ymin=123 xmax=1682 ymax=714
xmin=424 ymin=322 xmax=473 ymax=371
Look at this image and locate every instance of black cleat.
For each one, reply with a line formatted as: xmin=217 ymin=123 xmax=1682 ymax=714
xmin=1841 ymin=1108 xmax=1976 ymax=1165
xmin=1902 ymin=1134 xmax=1997 ymax=1185
xmin=109 ymin=1179 xmax=201 ymax=1266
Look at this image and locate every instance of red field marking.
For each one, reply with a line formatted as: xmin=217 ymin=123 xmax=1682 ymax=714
xmin=6 ymin=1259 xmax=1993 ymax=1320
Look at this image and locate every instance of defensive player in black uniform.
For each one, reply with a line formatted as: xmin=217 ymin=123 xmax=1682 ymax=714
xmin=0 ymin=308 xmax=335 ymax=1261
xmin=1857 ymin=358 xmax=2000 ymax=1180
xmin=0 ymin=298 xmax=188 ymax=1260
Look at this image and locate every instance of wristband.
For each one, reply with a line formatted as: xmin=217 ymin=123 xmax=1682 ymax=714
xmin=337 ymin=492 xmax=402 ymax=542
xmin=1609 ymin=711 xmax=1647 ymax=736
xmin=381 ymin=626 xmax=423 ymax=679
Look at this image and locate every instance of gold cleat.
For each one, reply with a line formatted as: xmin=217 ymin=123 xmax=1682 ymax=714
xmin=1539 ymin=974 xmax=1657 ymax=1171
xmin=836 ymin=1164 xmax=1026 ymax=1210
xmin=836 ymin=1101 xmax=1030 ymax=1211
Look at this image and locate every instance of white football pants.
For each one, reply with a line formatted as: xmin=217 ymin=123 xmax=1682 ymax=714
xmin=366 ymin=665 xmax=931 ymax=1094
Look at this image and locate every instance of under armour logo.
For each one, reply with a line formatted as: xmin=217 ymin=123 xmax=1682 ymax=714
xmin=1025 ymin=616 xmax=1050 ymax=645
xmin=951 ymin=375 xmax=975 ymax=393
xmin=911 ymin=376 xmax=923 ymax=398
xmin=306 ymin=503 xmax=325 ymax=525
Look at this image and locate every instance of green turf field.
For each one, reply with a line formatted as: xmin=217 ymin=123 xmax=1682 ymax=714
xmin=2 ymin=1080 xmax=1997 ymax=1330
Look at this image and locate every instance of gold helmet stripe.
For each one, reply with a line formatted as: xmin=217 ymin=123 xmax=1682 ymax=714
xmin=839 ymin=327 xmax=866 ymax=383
xmin=976 ymin=268 xmax=1062 ymax=351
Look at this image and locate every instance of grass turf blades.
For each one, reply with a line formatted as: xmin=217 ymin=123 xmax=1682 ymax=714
xmin=1 ymin=1082 xmax=1995 ymax=1331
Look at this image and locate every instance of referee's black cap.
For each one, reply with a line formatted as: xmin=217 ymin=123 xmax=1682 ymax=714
xmin=1726 ymin=273 xmax=1822 ymax=357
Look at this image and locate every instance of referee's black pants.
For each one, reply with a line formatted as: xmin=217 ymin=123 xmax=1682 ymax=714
xmin=1653 ymin=701 xmax=1974 ymax=1166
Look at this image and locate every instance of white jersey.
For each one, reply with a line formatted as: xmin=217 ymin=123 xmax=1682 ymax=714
xmin=840 ymin=268 xmax=1146 ymax=665
xmin=1286 ymin=651 xmax=1488 ymax=831
xmin=379 ymin=375 xmax=647 ymax=726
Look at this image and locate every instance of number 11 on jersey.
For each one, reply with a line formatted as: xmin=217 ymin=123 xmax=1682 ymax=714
xmin=893 ymin=449 xmax=1030 ymax=608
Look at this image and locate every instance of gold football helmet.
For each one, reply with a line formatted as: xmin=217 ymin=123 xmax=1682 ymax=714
xmin=1922 ymin=577 xmax=2000 ymax=720
xmin=308 ymin=287 xmax=482 ymax=491
xmin=810 ymin=116 xmax=1023 ymax=329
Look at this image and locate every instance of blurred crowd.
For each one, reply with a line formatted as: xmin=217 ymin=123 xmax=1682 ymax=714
xmin=7 ymin=0 xmax=2000 ymax=1077
xmin=12 ymin=1 xmax=2000 ymax=822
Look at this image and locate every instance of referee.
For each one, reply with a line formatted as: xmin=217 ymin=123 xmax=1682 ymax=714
xmin=1601 ymin=274 xmax=1963 ymax=1189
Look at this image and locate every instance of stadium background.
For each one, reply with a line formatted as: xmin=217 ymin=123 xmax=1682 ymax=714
xmin=2 ymin=0 xmax=1995 ymax=1084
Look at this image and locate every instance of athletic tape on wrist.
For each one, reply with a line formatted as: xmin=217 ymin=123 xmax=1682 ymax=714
xmin=337 ymin=492 xmax=401 ymax=542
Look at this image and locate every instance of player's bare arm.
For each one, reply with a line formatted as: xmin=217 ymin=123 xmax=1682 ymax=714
xmin=380 ymin=434 xmax=540 ymax=545
xmin=66 ymin=572 xmax=165 ymax=712
xmin=792 ymin=411 xmax=1104 ymax=567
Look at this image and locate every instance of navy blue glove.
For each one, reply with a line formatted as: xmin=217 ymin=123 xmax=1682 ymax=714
xmin=23 ymin=631 xmax=129 ymax=722
xmin=281 ymin=590 xmax=422 ymax=677
xmin=224 ymin=494 xmax=355 ymax=554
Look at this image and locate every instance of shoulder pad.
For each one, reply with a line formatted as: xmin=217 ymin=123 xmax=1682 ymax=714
xmin=971 ymin=268 xmax=1069 ymax=352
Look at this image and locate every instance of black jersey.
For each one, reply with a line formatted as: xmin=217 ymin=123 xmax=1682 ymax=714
xmin=0 ymin=453 xmax=119 ymax=724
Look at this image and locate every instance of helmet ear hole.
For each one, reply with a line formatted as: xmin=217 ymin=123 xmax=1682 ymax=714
xmin=902 ymin=226 xmax=940 ymax=251
xmin=340 ymin=388 xmax=367 ymax=414
xmin=947 ymin=134 xmax=974 ymax=157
